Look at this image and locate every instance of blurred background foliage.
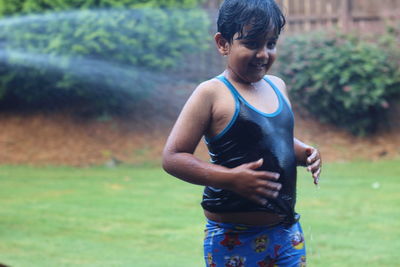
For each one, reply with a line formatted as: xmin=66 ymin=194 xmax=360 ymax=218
xmin=0 ymin=0 xmax=210 ymax=115
xmin=0 ymin=0 xmax=399 ymax=136
xmin=276 ymin=25 xmax=400 ymax=136
xmin=0 ymin=0 xmax=206 ymax=14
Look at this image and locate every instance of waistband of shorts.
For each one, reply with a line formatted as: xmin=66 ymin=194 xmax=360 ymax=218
xmin=205 ymin=218 xmax=286 ymax=232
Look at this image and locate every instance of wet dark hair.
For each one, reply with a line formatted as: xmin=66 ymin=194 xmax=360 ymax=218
xmin=217 ymin=0 xmax=286 ymax=43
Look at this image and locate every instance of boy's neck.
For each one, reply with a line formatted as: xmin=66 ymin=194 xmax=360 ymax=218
xmin=223 ymin=69 xmax=261 ymax=88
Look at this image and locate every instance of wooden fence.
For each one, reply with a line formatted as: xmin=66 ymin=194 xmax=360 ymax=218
xmin=205 ymin=0 xmax=400 ymax=33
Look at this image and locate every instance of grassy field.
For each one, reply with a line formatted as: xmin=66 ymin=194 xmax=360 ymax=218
xmin=0 ymin=160 xmax=399 ymax=267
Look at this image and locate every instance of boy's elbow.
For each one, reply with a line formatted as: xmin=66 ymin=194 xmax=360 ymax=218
xmin=162 ymin=156 xmax=170 ymax=173
xmin=161 ymin=148 xmax=174 ymax=174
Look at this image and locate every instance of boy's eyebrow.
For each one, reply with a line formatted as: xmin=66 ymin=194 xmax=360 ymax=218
xmin=240 ymin=36 xmax=279 ymax=42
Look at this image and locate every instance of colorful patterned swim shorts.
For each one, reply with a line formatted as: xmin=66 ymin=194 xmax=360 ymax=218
xmin=204 ymin=219 xmax=306 ymax=267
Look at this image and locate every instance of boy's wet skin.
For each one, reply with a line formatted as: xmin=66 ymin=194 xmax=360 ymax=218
xmin=162 ymin=29 xmax=322 ymax=225
xmin=216 ymin=30 xmax=278 ymax=84
xmin=202 ymin=69 xmax=287 ymax=226
xmin=204 ymin=74 xmax=284 ymax=145
xmin=203 ymin=77 xmax=290 ymax=226
xmin=162 ymin=0 xmax=322 ymax=265
xmin=203 ymin=30 xmax=309 ymax=227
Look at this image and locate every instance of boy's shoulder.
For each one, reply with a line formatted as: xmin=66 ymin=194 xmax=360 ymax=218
xmin=265 ymin=75 xmax=285 ymax=88
xmin=265 ymin=75 xmax=289 ymax=97
xmin=193 ymin=75 xmax=288 ymax=99
xmin=197 ymin=77 xmax=225 ymax=90
xmin=192 ymin=77 xmax=226 ymax=99
xmin=265 ymin=75 xmax=291 ymax=106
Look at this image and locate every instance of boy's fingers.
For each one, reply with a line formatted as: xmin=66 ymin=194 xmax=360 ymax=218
xmin=307 ymin=159 xmax=321 ymax=172
xmin=256 ymin=188 xmax=279 ymax=199
xmin=246 ymin=158 xmax=264 ymax=169
xmin=250 ymin=182 xmax=283 ymax=204
xmin=305 ymin=147 xmax=314 ymax=156
xmin=258 ymin=180 xmax=282 ymax=191
xmin=252 ymin=196 xmax=268 ymax=205
xmin=307 ymin=149 xmax=318 ymax=164
xmin=313 ymin=168 xmax=321 ymax=179
xmin=258 ymin=171 xmax=280 ymax=180
xmin=312 ymin=168 xmax=321 ymax=185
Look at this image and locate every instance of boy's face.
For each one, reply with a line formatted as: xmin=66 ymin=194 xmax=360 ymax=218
xmin=226 ymin=30 xmax=278 ymax=83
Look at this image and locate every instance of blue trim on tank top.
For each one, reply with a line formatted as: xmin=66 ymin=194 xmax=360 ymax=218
xmin=221 ymin=76 xmax=283 ymax=117
xmin=205 ymin=76 xmax=241 ymax=143
xmin=264 ymin=76 xmax=294 ymax=117
xmin=205 ymin=75 xmax=287 ymax=144
xmin=263 ymin=76 xmax=295 ymax=120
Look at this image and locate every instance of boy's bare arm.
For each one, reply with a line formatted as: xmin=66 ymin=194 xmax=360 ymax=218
xmin=162 ymin=82 xmax=229 ymax=188
xmin=162 ymin=81 xmax=281 ymax=204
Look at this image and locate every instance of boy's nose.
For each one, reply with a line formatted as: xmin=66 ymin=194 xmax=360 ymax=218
xmin=256 ymin=47 xmax=269 ymax=59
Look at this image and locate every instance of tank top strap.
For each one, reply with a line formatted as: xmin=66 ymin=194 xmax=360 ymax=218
xmin=263 ymin=76 xmax=292 ymax=110
xmin=263 ymin=76 xmax=283 ymax=101
xmin=205 ymin=75 xmax=241 ymax=143
xmin=218 ymin=75 xmax=284 ymax=103
xmin=216 ymin=75 xmax=241 ymax=101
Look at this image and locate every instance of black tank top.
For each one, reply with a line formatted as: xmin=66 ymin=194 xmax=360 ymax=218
xmin=201 ymin=75 xmax=299 ymax=225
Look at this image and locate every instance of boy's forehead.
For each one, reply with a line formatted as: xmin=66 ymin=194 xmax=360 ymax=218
xmin=234 ymin=27 xmax=278 ymax=41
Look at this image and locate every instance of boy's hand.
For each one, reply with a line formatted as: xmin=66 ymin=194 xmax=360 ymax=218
xmin=229 ymin=158 xmax=281 ymax=205
xmin=305 ymin=147 xmax=322 ymax=185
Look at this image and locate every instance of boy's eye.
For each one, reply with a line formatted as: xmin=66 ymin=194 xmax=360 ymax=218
xmin=244 ymin=42 xmax=258 ymax=49
xmin=244 ymin=40 xmax=277 ymax=50
xmin=267 ymin=41 xmax=277 ymax=49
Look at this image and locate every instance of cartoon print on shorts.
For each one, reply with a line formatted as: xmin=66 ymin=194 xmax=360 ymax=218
xmin=207 ymin=253 xmax=217 ymax=267
xmin=299 ymin=255 xmax=306 ymax=267
xmin=257 ymin=244 xmax=281 ymax=267
xmin=291 ymin=231 xmax=305 ymax=250
xmin=224 ymin=255 xmax=246 ymax=267
xmin=234 ymin=225 xmax=248 ymax=231
xmin=220 ymin=231 xmax=242 ymax=250
xmin=252 ymin=234 xmax=269 ymax=253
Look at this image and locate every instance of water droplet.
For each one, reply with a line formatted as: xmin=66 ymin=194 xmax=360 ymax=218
xmin=371 ymin=182 xmax=380 ymax=189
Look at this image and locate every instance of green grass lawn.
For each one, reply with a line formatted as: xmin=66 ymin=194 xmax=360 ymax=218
xmin=0 ymin=160 xmax=399 ymax=267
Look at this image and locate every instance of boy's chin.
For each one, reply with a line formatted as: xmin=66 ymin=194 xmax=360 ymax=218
xmin=234 ymin=69 xmax=268 ymax=83
xmin=246 ymin=72 xmax=267 ymax=83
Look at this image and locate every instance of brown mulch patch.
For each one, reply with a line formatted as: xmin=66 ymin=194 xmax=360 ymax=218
xmin=0 ymin=112 xmax=166 ymax=166
xmin=0 ymin=110 xmax=399 ymax=167
xmin=292 ymin=113 xmax=400 ymax=163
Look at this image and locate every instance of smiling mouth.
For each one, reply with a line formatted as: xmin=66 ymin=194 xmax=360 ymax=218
xmin=251 ymin=63 xmax=267 ymax=69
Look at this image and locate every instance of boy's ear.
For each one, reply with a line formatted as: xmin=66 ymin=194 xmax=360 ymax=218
xmin=214 ymin=32 xmax=230 ymax=56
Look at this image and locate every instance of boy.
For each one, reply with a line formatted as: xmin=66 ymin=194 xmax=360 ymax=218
xmin=163 ymin=0 xmax=321 ymax=266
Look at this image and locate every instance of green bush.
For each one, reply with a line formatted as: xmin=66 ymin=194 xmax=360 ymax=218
xmin=0 ymin=0 xmax=205 ymax=16
xmin=277 ymin=31 xmax=400 ymax=136
xmin=0 ymin=1 xmax=210 ymax=114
